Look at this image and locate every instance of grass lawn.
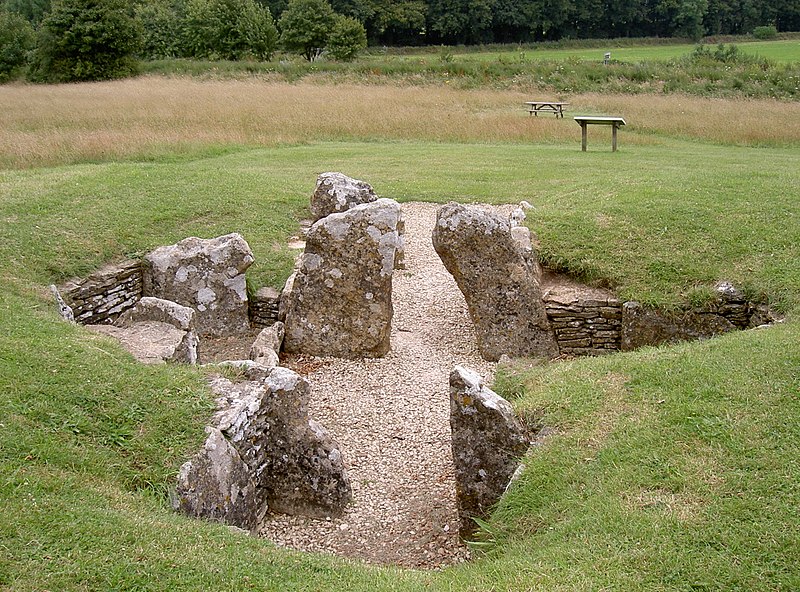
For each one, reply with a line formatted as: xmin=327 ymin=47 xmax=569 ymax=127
xmin=1 ymin=75 xmax=798 ymax=590
xmin=442 ymin=39 xmax=800 ymax=64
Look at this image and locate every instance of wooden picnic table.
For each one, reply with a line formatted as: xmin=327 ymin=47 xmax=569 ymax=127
xmin=573 ymin=116 xmax=626 ymax=152
xmin=525 ymin=101 xmax=569 ymax=118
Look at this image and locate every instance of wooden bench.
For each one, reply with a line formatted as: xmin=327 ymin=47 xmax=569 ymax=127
xmin=525 ymin=101 xmax=569 ymax=118
xmin=573 ymin=116 xmax=626 ymax=152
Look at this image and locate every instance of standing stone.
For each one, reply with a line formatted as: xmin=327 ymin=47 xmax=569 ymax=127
xmin=310 ymin=172 xmax=378 ymax=222
xmin=173 ymin=427 xmax=263 ymax=532
xmin=283 ymin=199 xmax=402 ymax=358
xmin=249 ymin=322 xmax=284 ymax=369
xmin=449 ymin=366 xmax=530 ymax=537
xmin=144 ymin=233 xmax=254 ymax=337
xmin=210 ymin=367 xmax=352 ymax=519
xmin=432 ymin=202 xmax=558 ymax=362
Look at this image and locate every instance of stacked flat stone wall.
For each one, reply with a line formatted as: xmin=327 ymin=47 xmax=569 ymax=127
xmin=61 ymin=260 xmax=143 ymax=325
xmin=544 ymin=294 xmax=622 ymax=355
xmin=249 ymin=287 xmax=281 ymax=328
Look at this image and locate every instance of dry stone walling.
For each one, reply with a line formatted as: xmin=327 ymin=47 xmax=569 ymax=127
xmin=432 ymin=202 xmax=559 ymax=362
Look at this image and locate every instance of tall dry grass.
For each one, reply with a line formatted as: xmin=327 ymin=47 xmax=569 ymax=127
xmin=1 ymin=77 xmax=799 ymax=168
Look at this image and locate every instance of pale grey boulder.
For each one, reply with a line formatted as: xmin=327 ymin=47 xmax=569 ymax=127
xmin=173 ymin=427 xmax=263 ymax=533
xmin=449 ymin=366 xmax=530 ymax=537
xmin=310 ymin=172 xmax=378 ymax=222
xmin=283 ymin=198 xmax=402 ymax=358
xmin=249 ymin=322 xmax=284 ymax=369
xmin=432 ymin=202 xmax=558 ymax=362
xmin=144 ymin=233 xmax=254 ymax=337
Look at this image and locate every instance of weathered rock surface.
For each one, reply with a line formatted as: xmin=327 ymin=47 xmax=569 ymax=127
xmin=249 ymin=322 xmax=284 ymax=369
xmin=173 ymin=427 xmax=263 ymax=533
xmin=449 ymin=366 xmax=529 ymax=537
xmin=283 ymin=198 xmax=402 ymax=358
xmin=86 ymin=321 xmax=197 ymax=364
xmin=310 ymin=172 xmax=377 ymax=222
xmin=209 ymin=367 xmax=352 ymax=519
xmin=620 ymin=301 xmax=736 ymax=351
xmin=117 ymin=296 xmax=196 ymax=331
xmin=432 ymin=202 xmax=558 ymax=362
xmin=144 ymin=233 xmax=254 ymax=337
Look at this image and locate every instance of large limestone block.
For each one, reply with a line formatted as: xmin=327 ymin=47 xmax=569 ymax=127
xmin=310 ymin=172 xmax=378 ymax=222
xmin=283 ymin=198 xmax=401 ymax=358
xmin=620 ymin=301 xmax=736 ymax=351
xmin=210 ymin=367 xmax=352 ymax=519
xmin=449 ymin=366 xmax=530 ymax=537
xmin=144 ymin=233 xmax=254 ymax=337
xmin=432 ymin=202 xmax=558 ymax=362
xmin=173 ymin=427 xmax=263 ymax=532
xmin=249 ymin=322 xmax=284 ymax=369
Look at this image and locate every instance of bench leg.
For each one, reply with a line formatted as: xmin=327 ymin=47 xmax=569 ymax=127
xmin=612 ymin=123 xmax=618 ymax=152
xmin=581 ymin=123 xmax=587 ymax=152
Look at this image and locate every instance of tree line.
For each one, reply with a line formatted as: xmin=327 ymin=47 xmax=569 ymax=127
xmin=1 ymin=0 xmax=797 ymax=83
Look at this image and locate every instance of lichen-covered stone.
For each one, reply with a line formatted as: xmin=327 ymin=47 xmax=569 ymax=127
xmin=173 ymin=427 xmax=263 ymax=532
xmin=449 ymin=366 xmax=529 ymax=537
xmin=310 ymin=172 xmax=378 ymax=222
xmin=210 ymin=367 xmax=352 ymax=519
xmin=432 ymin=202 xmax=558 ymax=362
xmin=283 ymin=199 xmax=401 ymax=358
xmin=144 ymin=233 xmax=254 ymax=337
xmin=117 ymin=296 xmax=196 ymax=332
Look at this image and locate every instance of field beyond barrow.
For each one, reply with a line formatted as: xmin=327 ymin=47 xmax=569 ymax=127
xmin=0 ymin=76 xmax=798 ymax=591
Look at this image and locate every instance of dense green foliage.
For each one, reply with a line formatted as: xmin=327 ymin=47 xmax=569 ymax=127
xmin=278 ymin=0 xmax=336 ymax=59
xmin=135 ymin=0 xmax=186 ymax=59
xmin=27 ymin=0 xmax=141 ymax=82
xmin=184 ymin=0 xmax=278 ymax=60
xmin=326 ymin=14 xmax=368 ymax=60
xmin=0 ymin=7 xmax=35 ymax=80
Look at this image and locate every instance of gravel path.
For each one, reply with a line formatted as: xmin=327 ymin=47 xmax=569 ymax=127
xmin=259 ymin=202 xmax=497 ymax=569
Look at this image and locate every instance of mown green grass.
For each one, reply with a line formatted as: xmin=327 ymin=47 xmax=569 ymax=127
xmin=1 ymin=122 xmax=798 ymax=588
xmin=439 ymin=39 xmax=800 ymax=64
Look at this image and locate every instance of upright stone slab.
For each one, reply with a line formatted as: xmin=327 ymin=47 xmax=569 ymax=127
xmin=144 ymin=233 xmax=254 ymax=337
xmin=432 ymin=202 xmax=558 ymax=362
xmin=449 ymin=366 xmax=530 ymax=537
xmin=310 ymin=172 xmax=378 ymax=222
xmin=210 ymin=367 xmax=352 ymax=519
xmin=283 ymin=198 xmax=401 ymax=358
xmin=173 ymin=427 xmax=263 ymax=532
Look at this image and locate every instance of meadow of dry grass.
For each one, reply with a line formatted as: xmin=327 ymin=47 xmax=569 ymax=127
xmin=2 ymin=77 xmax=799 ymax=168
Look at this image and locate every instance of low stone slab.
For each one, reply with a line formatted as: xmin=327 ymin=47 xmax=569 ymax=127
xmin=88 ymin=321 xmax=197 ymax=364
xmin=432 ymin=202 xmax=558 ymax=362
xmin=449 ymin=366 xmax=530 ymax=537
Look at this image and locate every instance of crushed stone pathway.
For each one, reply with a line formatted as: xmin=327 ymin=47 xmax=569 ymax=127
xmin=259 ymin=202 xmax=499 ymax=569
